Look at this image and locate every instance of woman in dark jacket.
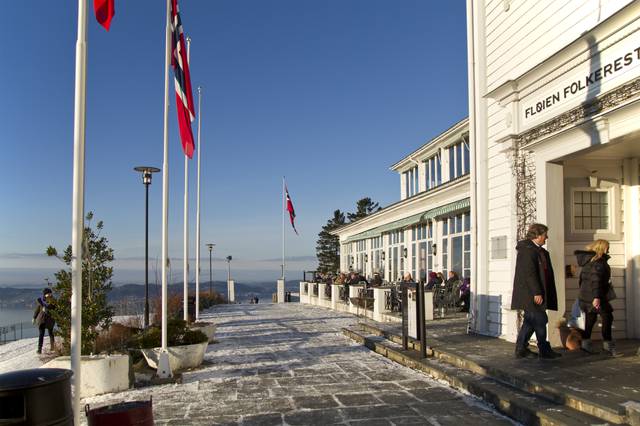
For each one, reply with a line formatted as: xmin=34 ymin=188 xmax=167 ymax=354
xmin=33 ymin=287 xmax=56 ymax=354
xmin=575 ymin=239 xmax=616 ymax=356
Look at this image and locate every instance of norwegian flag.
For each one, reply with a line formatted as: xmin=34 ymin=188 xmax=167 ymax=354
xmin=170 ymin=0 xmax=196 ymax=158
xmin=285 ymin=185 xmax=298 ymax=235
xmin=94 ymin=0 xmax=115 ymax=31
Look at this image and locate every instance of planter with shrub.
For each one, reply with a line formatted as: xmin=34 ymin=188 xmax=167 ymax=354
xmin=134 ymin=319 xmax=208 ymax=371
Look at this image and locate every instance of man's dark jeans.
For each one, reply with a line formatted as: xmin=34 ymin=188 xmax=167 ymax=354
xmin=516 ymin=310 xmax=549 ymax=352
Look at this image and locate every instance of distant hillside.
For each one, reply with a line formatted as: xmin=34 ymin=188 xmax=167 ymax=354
xmin=0 ymin=280 xmax=300 ymax=310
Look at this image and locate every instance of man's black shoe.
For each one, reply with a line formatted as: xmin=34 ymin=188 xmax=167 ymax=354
xmin=539 ymin=349 xmax=562 ymax=359
xmin=515 ymin=347 xmax=537 ymax=359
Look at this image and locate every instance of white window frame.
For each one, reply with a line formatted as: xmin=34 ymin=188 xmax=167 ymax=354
xmin=569 ymin=184 xmax=620 ymax=240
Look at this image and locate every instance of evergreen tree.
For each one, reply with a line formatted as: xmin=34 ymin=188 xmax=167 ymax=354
xmin=347 ymin=197 xmax=382 ymax=222
xmin=316 ymin=210 xmax=346 ymax=273
xmin=46 ymin=212 xmax=115 ymax=355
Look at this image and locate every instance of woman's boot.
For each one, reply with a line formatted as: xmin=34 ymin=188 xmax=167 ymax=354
xmin=603 ymin=340 xmax=621 ymax=357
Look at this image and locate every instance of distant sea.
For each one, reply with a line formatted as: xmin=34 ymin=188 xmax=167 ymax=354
xmin=0 ymin=308 xmax=39 ymax=341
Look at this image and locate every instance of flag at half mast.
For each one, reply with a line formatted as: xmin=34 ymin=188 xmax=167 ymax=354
xmin=285 ymin=185 xmax=298 ymax=235
xmin=171 ymin=0 xmax=196 ymax=158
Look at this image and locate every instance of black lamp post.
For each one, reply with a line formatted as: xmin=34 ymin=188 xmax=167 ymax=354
xmin=134 ymin=166 xmax=160 ymax=328
xmin=206 ymin=243 xmax=215 ymax=296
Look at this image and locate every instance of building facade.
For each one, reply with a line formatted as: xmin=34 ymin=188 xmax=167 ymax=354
xmin=467 ymin=0 xmax=640 ymax=343
xmin=334 ymin=119 xmax=471 ymax=284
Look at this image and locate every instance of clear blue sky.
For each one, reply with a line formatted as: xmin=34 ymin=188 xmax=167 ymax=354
xmin=0 ymin=0 xmax=468 ymax=285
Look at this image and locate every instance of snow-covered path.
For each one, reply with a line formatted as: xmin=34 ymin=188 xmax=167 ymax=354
xmin=82 ymin=303 xmax=514 ymax=425
xmin=0 ymin=337 xmax=46 ymax=373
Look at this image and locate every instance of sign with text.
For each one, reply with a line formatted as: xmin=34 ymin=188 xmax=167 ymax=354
xmin=520 ymin=29 xmax=640 ymax=131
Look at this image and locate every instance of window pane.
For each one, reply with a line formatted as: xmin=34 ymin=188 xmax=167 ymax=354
xmin=602 ymin=216 xmax=609 ymax=229
xmin=456 ymin=215 xmax=462 ymax=233
xmin=463 ymin=142 xmax=470 ymax=174
xmin=443 ymin=238 xmax=448 ymax=253
xmin=449 ymin=146 xmax=455 ymax=180
xmin=456 ymin=143 xmax=462 ymax=178
xmin=464 ymin=213 xmax=470 ymax=231
xmin=574 ymin=204 xmax=582 ymax=216
xmin=575 ymin=217 xmax=583 ymax=229
xmin=443 ymin=219 xmax=448 ymax=236
xmin=464 ymin=234 xmax=470 ymax=250
xmin=450 ymin=218 xmax=455 ymax=234
xmin=464 ymin=252 xmax=470 ymax=270
xmin=583 ymin=217 xmax=592 ymax=229
xmin=574 ymin=191 xmax=582 ymax=203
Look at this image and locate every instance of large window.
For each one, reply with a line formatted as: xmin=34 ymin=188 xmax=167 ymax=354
xmin=354 ymin=240 xmax=366 ymax=274
xmin=441 ymin=211 xmax=471 ymax=279
xmin=403 ymin=166 xmax=419 ymax=197
xmin=370 ymin=236 xmax=383 ymax=276
xmin=424 ymin=154 xmax=442 ymax=190
xmin=411 ymin=221 xmax=433 ymax=282
xmin=448 ymin=141 xmax=470 ymax=180
xmin=386 ymin=230 xmax=405 ymax=281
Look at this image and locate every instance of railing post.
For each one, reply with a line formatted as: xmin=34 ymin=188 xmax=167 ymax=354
xmin=418 ymin=281 xmax=427 ymax=359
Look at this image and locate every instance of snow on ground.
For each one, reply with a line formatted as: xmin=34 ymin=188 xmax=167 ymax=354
xmin=81 ymin=303 xmax=517 ymax=425
xmin=0 ymin=338 xmax=45 ymax=373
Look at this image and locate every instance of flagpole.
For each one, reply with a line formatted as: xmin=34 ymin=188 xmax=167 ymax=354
xmin=183 ymin=37 xmax=191 ymax=323
xmin=282 ymin=176 xmax=285 ymax=281
xmin=71 ymin=0 xmax=87 ymax=422
xmin=159 ymin=0 xmax=172 ymax=379
xmin=195 ymin=85 xmax=202 ymax=322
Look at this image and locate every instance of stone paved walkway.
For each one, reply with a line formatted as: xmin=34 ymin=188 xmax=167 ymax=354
xmin=82 ymin=303 xmax=516 ymax=425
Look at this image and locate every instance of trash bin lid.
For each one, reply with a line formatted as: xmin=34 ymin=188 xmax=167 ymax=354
xmin=0 ymin=368 xmax=73 ymax=392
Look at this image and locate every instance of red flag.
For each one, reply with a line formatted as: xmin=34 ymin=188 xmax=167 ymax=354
xmin=285 ymin=185 xmax=298 ymax=235
xmin=93 ymin=0 xmax=115 ymax=31
xmin=170 ymin=0 xmax=196 ymax=158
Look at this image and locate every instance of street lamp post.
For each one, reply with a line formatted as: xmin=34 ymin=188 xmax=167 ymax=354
xmin=226 ymin=255 xmax=232 ymax=302
xmin=134 ymin=166 xmax=161 ymax=329
xmin=206 ymin=243 xmax=215 ymax=296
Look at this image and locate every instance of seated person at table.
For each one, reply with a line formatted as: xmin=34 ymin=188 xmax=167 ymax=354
xmin=425 ymin=272 xmax=439 ymax=290
xmin=402 ymin=272 xmax=414 ymax=283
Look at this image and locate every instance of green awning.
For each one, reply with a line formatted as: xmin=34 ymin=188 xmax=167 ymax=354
xmin=421 ymin=197 xmax=470 ymax=220
xmin=342 ymin=197 xmax=470 ymax=244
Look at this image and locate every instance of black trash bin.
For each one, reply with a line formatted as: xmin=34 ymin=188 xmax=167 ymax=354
xmin=187 ymin=296 xmax=196 ymax=323
xmin=0 ymin=368 xmax=73 ymax=426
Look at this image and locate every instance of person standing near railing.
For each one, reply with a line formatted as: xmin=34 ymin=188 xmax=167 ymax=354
xmin=33 ymin=287 xmax=56 ymax=354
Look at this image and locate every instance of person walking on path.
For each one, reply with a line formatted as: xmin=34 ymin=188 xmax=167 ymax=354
xmin=575 ymin=239 xmax=618 ymax=356
xmin=33 ymin=288 xmax=56 ymax=354
xmin=512 ymin=223 xmax=561 ymax=360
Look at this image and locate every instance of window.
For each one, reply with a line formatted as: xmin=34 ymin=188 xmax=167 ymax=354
xmin=412 ymin=221 xmax=434 ymax=282
xmin=424 ymin=154 xmax=441 ymax=190
xmin=572 ymin=189 xmax=609 ymax=231
xmin=441 ymin=211 xmax=471 ymax=279
xmin=448 ymin=141 xmax=470 ymax=180
xmin=403 ymin=166 xmax=419 ymax=197
xmin=385 ymin=229 xmax=406 ymax=281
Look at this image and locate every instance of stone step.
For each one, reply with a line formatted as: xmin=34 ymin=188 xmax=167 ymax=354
xmin=343 ymin=327 xmax=626 ymax=426
xmin=354 ymin=321 xmax=630 ymax=425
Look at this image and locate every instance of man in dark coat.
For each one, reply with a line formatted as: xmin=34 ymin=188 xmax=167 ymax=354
xmin=512 ymin=223 xmax=561 ymax=359
xmin=33 ymin=287 xmax=56 ymax=354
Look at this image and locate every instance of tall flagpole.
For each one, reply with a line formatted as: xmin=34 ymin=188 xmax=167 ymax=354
xmin=183 ymin=37 xmax=191 ymax=322
xmin=159 ymin=0 xmax=172 ymax=378
xmin=71 ymin=0 xmax=87 ymax=422
xmin=282 ymin=177 xmax=285 ymax=281
xmin=195 ymin=86 xmax=202 ymax=321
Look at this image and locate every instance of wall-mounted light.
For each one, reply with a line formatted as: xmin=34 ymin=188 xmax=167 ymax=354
xmin=381 ymin=251 xmax=386 ymax=261
xmin=403 ymin=248 xmax=408 ymax=258
xmin=432 ymin=243 xmax=437 ymax=256
xmin=364 ymin=254 xmax=368 ymax=262
xmin=589 ymin=172 xmax=598 ymax=188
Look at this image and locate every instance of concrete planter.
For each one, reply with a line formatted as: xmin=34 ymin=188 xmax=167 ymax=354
xmin=42 ymin=354 xmax=131 ymax=398
xmin=141 ymin=341 xmax=208 ymax=372
xmin=190 ymin=323 xmax=216 ymax=343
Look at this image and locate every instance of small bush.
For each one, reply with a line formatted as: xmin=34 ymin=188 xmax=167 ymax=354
xmin=94 ymin=323 xmax=139 ymax=354
xmin=199 ymin=291 xmax=226 ymax=309
xmin=182 ymin=329 xmax=208 ymax=345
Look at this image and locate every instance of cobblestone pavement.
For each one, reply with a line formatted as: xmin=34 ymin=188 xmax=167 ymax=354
xmin=82 ymin=303 xmax=516 ymax=425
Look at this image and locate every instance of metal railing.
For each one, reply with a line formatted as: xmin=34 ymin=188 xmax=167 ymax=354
xmin=0 ymin=322 xmax=32 ymax=345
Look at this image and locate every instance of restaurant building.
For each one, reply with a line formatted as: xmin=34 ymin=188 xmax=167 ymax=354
xmin=333 ymin=118 xmax=471 ymax=285
xmin=467 ymin=0 xmax=640 ymax=344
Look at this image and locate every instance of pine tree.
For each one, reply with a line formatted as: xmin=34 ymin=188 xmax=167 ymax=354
xmin=46 ymin=212 xmax=115 ymax=355
xmin=316 ymin=210 xmax=346 ymax=273
xmin=347 ymin=197 xmax=382 ymax=222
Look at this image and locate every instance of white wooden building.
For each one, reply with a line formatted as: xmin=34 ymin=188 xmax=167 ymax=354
xmin=467 ymin=0 xmax=640 ymax=344
xmin=333 ymin=118 xmax=471 ymax=284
